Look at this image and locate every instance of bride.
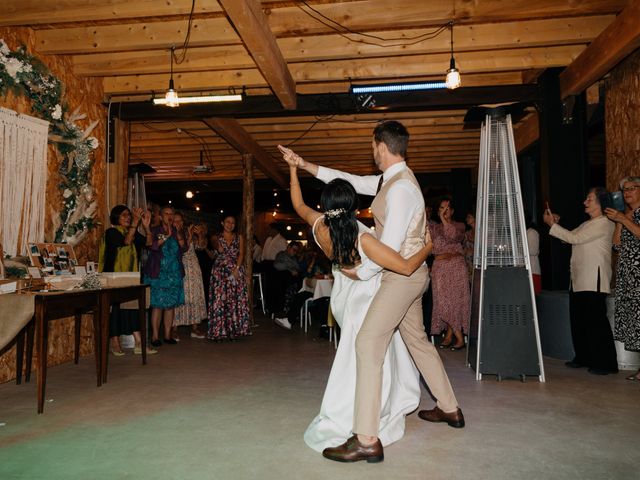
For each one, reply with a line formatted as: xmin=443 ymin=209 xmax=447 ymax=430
xmin=279 ymin=145 xmax=432 ymax=452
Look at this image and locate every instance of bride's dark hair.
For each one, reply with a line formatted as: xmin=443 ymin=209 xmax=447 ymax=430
xmin=320 ymin=179 xmax=361 ymax=266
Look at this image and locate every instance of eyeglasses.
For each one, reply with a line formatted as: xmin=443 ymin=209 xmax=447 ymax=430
xmin=622 ymin=185 xmax=640 ymax=192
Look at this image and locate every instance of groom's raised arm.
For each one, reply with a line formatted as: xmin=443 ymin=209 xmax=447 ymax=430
xmin=279 ymin=144 xmax=379 ymax=195
xmin=316 ymin=166 xmax=380 ymax=196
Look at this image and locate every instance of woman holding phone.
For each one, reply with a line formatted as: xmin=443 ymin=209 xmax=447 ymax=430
xmin=544 ymin=188 xmax=618 ymax=375
xmin=605 ymin=176 xmax=640 ymax=381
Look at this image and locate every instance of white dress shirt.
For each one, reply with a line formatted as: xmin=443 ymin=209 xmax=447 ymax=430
xmin=316 ymin=162 xmax=423 ymax=280
xmin=261 ymin=233 xmax=287 ymax=261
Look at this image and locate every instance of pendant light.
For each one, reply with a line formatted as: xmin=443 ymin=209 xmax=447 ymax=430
xmin=164 ymin=46 xmax=179 ymax=107
xmin=445 ymin=22 xmax=461 ymax=90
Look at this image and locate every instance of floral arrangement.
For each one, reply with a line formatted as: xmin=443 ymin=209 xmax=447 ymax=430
xmin=0 ymin=39 xmax=99 ymax=245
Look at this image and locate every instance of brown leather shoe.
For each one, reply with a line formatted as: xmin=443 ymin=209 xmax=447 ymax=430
xmin=418 ymin=406 xmax=465 ymax=428
xmin=322 ymin=435 xmax=384 ymax=463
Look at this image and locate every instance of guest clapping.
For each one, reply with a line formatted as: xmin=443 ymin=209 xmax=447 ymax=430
xmin=605 ymin=176 xmax=640 ymax=381
xmin=173 ymin=213 xmax=207 ymax=340
xmin=143 ymin=206 xmax=186 ymax=348
xmin=98 ymin=205 xmax=156 ymax=355
xmin=544 ymin=188 xmax=618 ymax=375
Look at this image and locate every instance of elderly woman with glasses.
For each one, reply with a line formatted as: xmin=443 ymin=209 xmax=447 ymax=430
xmin=544 ymin=188 xmax=618 ymax=375
xmin=605 ymin=176 xmax=640 ymax=381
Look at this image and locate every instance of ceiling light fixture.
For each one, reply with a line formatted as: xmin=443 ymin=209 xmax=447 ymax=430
xmin=445 ymin=22 xmax=461 ymax=90
xmin=350 ymin=81 xmax=446 ymax=94
xmin=163 ymin=46 xmax=179 ymax=107
xmin=153 ymin=93 xmax=242 ymax=106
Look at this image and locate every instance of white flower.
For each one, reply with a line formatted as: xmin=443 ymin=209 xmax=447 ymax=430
xmin=51 ymin=104 xmax=62 ymax=120
xmin=87 ymin=137 xmax=99 ymax=149
xmin=63 ymin=189 xmax=73 ymax=198
xmin=4 ymin=57 xmax=23 ymax=79
xmin=0 ymin=39 xmax=9 ymax=56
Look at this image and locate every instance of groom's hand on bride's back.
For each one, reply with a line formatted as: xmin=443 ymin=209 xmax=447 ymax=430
xmin=340 ymin=267 xmax=360 ymax=280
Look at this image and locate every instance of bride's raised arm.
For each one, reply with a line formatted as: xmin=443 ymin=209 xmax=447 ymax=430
xmin=358 ymin=232 xmax=432 ymax=277
xmin=278 ymin=145 xmax=322 ymax=228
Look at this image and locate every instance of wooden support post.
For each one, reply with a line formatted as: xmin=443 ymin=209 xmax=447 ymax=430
xmin=242 ymin=153 xmax=256 ymax=325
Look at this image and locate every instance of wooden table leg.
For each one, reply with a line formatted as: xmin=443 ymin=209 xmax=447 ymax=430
xmin=74 ymin=311 xmax=82 ymax=364
xmin=92 ymin=307 xmax=102 ymax=387
xmin=139 ymin=288 xmax=147 ymax=365
xmin=25 ymin=320 xmax=34 ymax=383
xmin=35 ymin=299 xmax=47 ymax=414
xmin=100 ymin=292 xmax=110 ymax=385
xmin=15 ymin=328 xmax=25 ymax=385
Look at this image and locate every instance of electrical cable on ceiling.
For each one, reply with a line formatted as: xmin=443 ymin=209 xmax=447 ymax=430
xmin=285 ymin=115 xmax=334 ymax=147
xmin=172 ymin=0 xmax=197 ymax=65
xmin=298 ymin=0 xmax=450 ymax=47
xmin=140 ymin=121 xmax=215 ymax=168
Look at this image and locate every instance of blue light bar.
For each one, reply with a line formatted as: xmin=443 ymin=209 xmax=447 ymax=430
xmin=351 ymin=82 xmax=447 ymax=94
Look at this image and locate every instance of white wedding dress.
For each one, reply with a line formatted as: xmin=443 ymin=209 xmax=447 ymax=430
xmin=304 ymin=220 xmax=421 ymax=452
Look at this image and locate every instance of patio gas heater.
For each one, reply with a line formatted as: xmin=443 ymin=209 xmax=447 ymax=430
xmin=468 ymin=108 xmax=545 ymax=382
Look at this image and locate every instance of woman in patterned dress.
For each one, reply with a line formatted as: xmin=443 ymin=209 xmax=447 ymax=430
xmin=172 ymin=213 xmax=207 ymax=340
xmin=207 ymin=215 xmax=251 ymax=342
xmin=605 ymin=176 xmax=640 ymax=381
xmin=144 ymin=206 xmax=185 ymax=348
xmin=429 ymin=198 xmax=470 ymax=350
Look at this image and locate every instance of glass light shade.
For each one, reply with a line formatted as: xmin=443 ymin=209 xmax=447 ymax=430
xmin=445 ymin=56 xmax=461 ymax=90
xmin=164 ymin=88 xmax=179 ymax=107
xmin=445 ymin=68 xmax=461 ymax=90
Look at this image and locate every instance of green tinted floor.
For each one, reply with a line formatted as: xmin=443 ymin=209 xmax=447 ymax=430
xmin=0 ymin=315 xmax=636 ymax=480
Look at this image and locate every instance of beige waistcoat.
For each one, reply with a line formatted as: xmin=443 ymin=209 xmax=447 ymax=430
xmin=370 ymin=168 xmax=426 ymax=258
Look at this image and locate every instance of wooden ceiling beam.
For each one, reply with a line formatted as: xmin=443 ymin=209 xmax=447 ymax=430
xmin=559 ymin=0 xmax=640 ymax=98
xmin=72 ymin=16 xmax=613 ymax=76
xmin=103 ymin=45 xmax=584 ymax=95
xmin=0 ymin=0 xmax=223 ymax=26
xmin=35 ymin=1 xmax=625 ymax=54
xmin=514 ymin=113 xmax=540 ymax=153
xmin=218 ymin=0 xmax=296 ymax=110
xmin=202 ymin=117 xmax=287 ymax=187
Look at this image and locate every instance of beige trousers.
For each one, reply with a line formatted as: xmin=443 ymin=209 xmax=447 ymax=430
xmin=353 ymin=265 xmax=459 ymax=437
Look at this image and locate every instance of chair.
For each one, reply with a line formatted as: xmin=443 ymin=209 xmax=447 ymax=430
xmin=252 ymin=273 xmax=266 ymax=315
xmin=300 ymin=297 xmax=313 ymax=332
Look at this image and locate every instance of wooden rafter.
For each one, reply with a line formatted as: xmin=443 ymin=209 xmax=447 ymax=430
xmin=202 ymin=118 xmax=287 ymax=187
xmin=560 ymin=0 xmax=640 ymax=98
xmin=217 ymin=0 xmax=296 ymax=110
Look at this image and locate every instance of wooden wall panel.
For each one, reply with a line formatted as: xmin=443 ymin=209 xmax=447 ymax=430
xmin=605 ymin=48 xmax=640 ymax=190
xmin=0 ymin=27 xmax=106 ymax=383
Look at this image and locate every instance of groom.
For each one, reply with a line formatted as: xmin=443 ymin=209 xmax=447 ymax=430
xmin=281 ymin=120 xmax=463 ymax=462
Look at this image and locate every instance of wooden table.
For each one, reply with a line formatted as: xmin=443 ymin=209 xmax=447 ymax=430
xmin=30 ymin=289 xmax=102 ymax=414
xmin=8 ymin=284 xmax=148 ymax=413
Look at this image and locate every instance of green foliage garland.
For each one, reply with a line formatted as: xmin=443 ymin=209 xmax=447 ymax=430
xmin=0 ymin=39 xmax=99 ymax=244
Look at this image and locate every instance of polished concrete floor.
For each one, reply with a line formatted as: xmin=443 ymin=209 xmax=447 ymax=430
xmin=0 ymin=314 xmax=636 ymax=480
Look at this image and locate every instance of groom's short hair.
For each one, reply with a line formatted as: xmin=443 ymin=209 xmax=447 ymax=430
xmin=373 ymin=120 xmax=409 ymax=158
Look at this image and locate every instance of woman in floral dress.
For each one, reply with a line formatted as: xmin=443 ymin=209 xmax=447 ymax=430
xmin=429 ymin=198 xmax=470 ymax=350
xmin=207 ymin=215 xmax=251 ymax=341
xmin=173 ymin=213 xmax=207 ymax=339
xmin=605 ymin=176 xmax=640 ymax=381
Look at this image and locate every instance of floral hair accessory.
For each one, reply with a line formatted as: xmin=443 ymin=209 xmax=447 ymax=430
xmin=325 ymin=208 xmax=347 ymax=219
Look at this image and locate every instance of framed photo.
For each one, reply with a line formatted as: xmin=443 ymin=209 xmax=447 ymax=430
xmin=27 ymin=242 xmax=78 ymax=276
xmin=28 ymin=267 xmax=42 ymax=279
xmin=86 ymin=261 xmax=96 ymax=274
